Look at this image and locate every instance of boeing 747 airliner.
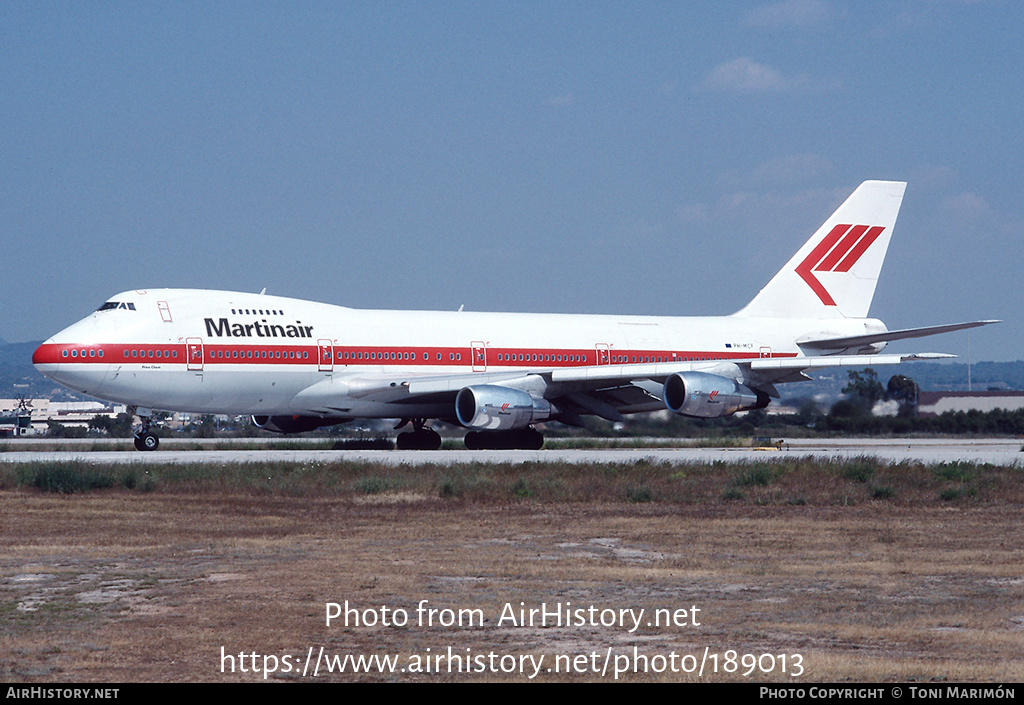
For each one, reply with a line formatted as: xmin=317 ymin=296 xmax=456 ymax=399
xmin=33 ymin=181 xmax=996 ymax=450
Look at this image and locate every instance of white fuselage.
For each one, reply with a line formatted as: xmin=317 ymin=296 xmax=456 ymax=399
xmin=32 ymin=288 xmax=881 ymax=419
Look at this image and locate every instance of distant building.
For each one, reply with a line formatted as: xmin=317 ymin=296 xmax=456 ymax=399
xmin=916 ymin=391 xmax=1024 ymax=417
xmin=0 ymin=398 xmax=126 ymax=434
xmin=0 ymin=414 xmax=31 ymax=437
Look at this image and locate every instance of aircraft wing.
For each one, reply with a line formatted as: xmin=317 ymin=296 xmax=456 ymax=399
xmin=403 ymin=352 xmax=952 ymax=416
xmin=746 ymin=352 xmax=954 ymax=371
xmin=543 ymin=352 xmax=955 ymax=418
xmin=289 ymin=351 xmax=956 ymax=423
xmin=544 ymin=352 xmax=952 ymax=384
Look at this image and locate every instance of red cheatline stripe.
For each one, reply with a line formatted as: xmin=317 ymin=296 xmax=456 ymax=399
xmin=815 ymin=224 xmax=867 ymax=272
xmin=835 ymin=226 xmax=885 ymax=272
xmin=32 ymin=343 xmax=800 ymax=367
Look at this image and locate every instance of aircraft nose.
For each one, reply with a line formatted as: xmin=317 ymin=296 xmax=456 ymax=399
xmin=32 ymin=341 xmax=51 ymax=368
xmin=31 ymin=317 xmax=114 ymax=396
xmin=32 ymin=338 xmax=59 ymax=375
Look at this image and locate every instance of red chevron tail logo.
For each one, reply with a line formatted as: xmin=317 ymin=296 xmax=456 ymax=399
xmin=795 ymin=224 xmax=885 ymax=305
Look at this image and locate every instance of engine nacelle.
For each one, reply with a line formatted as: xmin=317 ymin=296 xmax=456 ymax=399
xmin=662 ymin=372 xmax=769 ymax=419
xmin=455 ymin=385 xmax=551 ymax=431
xmin=252 ymin=414 xmax=339 ymax=434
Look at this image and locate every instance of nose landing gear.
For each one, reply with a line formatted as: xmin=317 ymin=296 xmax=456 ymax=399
xmin=131 ymin=407 xmax=160 ymax=451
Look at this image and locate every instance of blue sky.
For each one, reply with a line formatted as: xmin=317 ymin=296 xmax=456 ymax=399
xmin=2 ymin=1 xmax=1018 ymax=360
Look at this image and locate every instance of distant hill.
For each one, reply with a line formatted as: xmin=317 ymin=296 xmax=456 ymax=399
xmin=0 ymin=341 xmax=39 ymax=365
xmin=0 ymin=340 xmax=94 ymax=401
xmin=1 ymin=340 xmax=42 ymax=395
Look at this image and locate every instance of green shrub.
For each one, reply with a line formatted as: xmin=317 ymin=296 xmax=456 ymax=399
xmin=871 ymin=486 xmax=894 ymax=500
xmin=625 ymin=485 xmax=655 ymax=503
xmin=32 ymin=462 xmax=115 ymax=493
xmin=841 ymin=460 xmax=876 ymax=483
xmin=933 ymin=462 xmax=977 ymax=483
xmin=353 ymin=477 xmax=391 ymax=494
xmin=510 ymin=478 xmax=534 ymax=499
xmin=732 ymin=464 xmax=775 ymax=487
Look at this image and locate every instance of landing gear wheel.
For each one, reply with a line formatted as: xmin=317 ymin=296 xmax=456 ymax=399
xmin=519 ymin=427 xmax=544 ymax=450
xmin=464 ymin=431 xmax=484 ymax=450
xmin=130 ymin=408 xmax=161 ymax=452
xmin=134 ymin=432 xmax=159 ymax=452
xmin=396 ymin=428 xmax=442 ymax=450
xmin=464 ymin=428 xmax=544 ymax=450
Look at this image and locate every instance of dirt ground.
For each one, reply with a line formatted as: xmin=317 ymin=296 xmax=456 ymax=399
xmin=2 ymin=490 xmax=1023 ymax=683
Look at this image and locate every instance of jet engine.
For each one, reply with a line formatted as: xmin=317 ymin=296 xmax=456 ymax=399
xmin=662 ymin=372 xmax=769 ymax=418
xmin=455 ymin=385 xmax=551 ymax=431
xmin=251 ymin=414 xmax=339 ymax=434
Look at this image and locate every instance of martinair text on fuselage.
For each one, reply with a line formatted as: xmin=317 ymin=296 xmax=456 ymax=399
xmin=204 ymin=317 xmax=315 ymax=339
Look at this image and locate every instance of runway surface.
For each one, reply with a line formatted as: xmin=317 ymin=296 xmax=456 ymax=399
xmin=1 ymin=437 xmax=1021 ymax=465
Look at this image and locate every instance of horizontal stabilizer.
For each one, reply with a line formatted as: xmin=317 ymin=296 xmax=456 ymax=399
xmin=799 ymin=320 xmax=1000 ymax=351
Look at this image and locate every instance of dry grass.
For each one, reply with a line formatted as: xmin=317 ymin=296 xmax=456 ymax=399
xmin=2 ymin=459 xmax=1024 ymax=682
xmin=3 ymin=456 xmax=1022 ymax=507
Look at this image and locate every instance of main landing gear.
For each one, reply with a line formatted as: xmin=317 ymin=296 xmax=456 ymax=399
xmin=395 ymin=420 xmax=545 ymax=450
xmin=131 ymin=407 xmax=160 ymax=452
xmin=464 ymin=427 xmax=544 ymax=451
xmin=395 ymin=419 xmax=443 ymax=450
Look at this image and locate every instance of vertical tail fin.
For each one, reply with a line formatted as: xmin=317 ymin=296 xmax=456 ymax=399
xmin=736 ymin=180 xmax=907 ymax=320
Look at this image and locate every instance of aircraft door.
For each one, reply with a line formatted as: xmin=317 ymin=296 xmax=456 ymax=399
xmin=318 ymin=339 xmax=334 ymax=372
xmin=157 ymin=301 xmax=173 ymax=322
xmin=760 ymin=346 xmax=772 ymax=359
xmin=596 ymin=343 xmax=611 ymax=365
xmin=471 ymin=342 xmax=487 ymax=372
xmin=186 ymin=338 xmax=204 ymax=371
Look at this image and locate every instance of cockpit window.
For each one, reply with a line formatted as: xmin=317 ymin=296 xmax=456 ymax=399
xmin=97 ymin=301 xmax=136 ymax=311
